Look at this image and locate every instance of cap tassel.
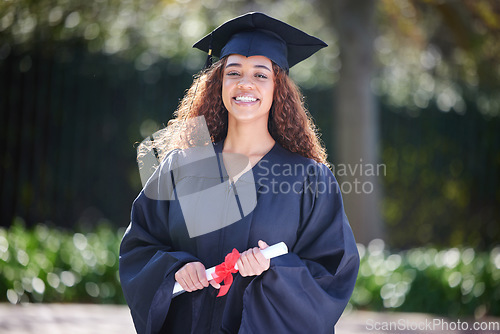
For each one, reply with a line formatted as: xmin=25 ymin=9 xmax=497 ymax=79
xmin=203 ymin=34 xmax=213 ymax=70
xmin=204 ymin=49 xmax=213 ymax=69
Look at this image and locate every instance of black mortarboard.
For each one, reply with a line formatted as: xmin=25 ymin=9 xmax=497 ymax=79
xmin=193 ymin=12 xmax=327 ymax=71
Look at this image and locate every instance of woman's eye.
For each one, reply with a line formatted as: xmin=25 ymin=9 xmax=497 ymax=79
xmin=227 ymin=71 xmax=240 ymax=76
xmin=256 ymin=74 xmax=268 ymax=79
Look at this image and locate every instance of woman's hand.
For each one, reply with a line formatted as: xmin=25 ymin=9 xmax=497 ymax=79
xmin=237 ymin=240 xmax=270 ymax=277
xmin=175 ymin=262 xmax=221 ymax=292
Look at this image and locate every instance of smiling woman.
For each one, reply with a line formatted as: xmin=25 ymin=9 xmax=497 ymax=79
xmin=222 ymin=55 xmax=275 ymax=126
xmin=222 ymin=55 xmax=276 ymax=166
xmin=119 ymin=12 xmax=359 ymax=334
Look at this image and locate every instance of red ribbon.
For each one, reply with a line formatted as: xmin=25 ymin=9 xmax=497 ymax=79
xmin=211 ymin=248 xmax=240 ymax=297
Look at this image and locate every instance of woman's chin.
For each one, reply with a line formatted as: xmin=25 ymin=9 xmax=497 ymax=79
xmin=228 ymin=111 xmax=269 ymax=124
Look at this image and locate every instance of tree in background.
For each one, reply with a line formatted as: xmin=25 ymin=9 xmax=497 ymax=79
xmin=321 ymin=0 xmax=384 ymax=245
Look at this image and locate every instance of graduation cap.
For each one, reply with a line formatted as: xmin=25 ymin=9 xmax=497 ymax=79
xmin=193 ymin=12 xmax=327 ymax=71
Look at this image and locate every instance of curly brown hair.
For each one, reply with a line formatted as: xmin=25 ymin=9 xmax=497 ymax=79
xmin=140 ymin=57 xmax=328 ymax=166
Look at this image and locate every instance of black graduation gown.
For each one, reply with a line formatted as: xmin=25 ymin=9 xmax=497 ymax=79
xmin=119 ymin=141 xmax=359 ymax=334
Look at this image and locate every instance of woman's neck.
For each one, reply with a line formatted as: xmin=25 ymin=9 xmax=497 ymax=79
xmin=223 ymin=121 xmax=275 ymax=157
xmin=221 ymin=119 xmax=275 ymax=182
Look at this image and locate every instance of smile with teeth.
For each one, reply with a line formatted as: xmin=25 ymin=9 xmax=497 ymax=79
xmin=235 ymin=96 xmax=258 ymax=102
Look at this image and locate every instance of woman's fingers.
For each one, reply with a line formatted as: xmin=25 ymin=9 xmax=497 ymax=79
xmin=236 ymin=253 xmax=246 ymax=276
xmin=175 ymin=268 xmax=194 ymax=292
xmin=196 ymin=265 xmax=210 ymax=288
xmin=209 ymin=280 xmax=221 ymax=289
xmin=258 ymin=240 xmax=269 ymax=250
xmin=186 ymin=262 xmax=204 ymax=290
xmin=237 ymin=241 xmax=270 ymax=276
xmin=238 ymin=249 xmax=257 ymax=276
xmin=174 ymin=262 xmax=208 ymax=292
xmin=253 ymin=246 xmax=268 ymax=266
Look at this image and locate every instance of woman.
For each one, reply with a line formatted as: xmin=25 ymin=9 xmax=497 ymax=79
xmin=120 ymin=12 xmax=359 ymax=334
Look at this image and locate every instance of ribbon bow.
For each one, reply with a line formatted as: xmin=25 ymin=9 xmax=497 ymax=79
xmin=211 ymin=248 xmax=240 ymax=297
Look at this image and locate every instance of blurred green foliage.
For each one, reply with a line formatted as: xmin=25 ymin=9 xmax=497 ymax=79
xmin=0 ymin=219 xmax=125 ymax=304
xmin=1 ymin=223 xmax=498 ymax=317
xmin=380 ymin=101 xmax=500 ymax=249
xmin=351 ymin=239 xmax=500 ymax=317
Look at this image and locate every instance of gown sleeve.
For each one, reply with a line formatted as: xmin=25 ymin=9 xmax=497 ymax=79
xmin=232 ymin=163 xmax=360 ymax=333
xmin=119 ymin=152 xmax=199 ymax=334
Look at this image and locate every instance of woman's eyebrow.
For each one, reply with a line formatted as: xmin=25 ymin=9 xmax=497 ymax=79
xmin=225 ymin=63 xmax=271 ymax=72
xmin=254 ymin=64 xmax=271 ymax=72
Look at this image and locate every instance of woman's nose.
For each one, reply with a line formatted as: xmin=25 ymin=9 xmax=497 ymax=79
xmin=237 ymin=76 xmax=254 ymax=88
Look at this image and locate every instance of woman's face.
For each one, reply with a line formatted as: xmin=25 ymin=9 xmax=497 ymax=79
xmin=222 ymin=54 xmax=275 ymax=124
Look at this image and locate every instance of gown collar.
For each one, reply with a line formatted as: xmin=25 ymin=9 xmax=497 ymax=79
xmin=212 ymin=139 xmax=282 ymax=185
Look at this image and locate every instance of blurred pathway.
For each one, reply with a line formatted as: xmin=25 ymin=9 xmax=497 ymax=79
xmin=0 ymin=303 xmax=498 ymax=333
xmin=0 ymin=304 xmax=135 ymax=334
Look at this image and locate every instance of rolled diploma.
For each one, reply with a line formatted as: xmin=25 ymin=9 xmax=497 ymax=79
xmin=172 ymin=241 xmax=288 ymax=295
